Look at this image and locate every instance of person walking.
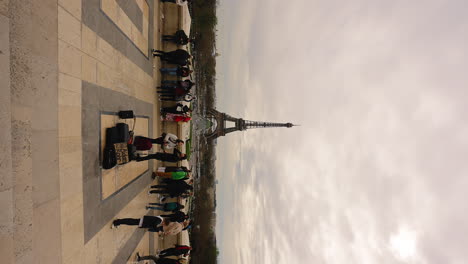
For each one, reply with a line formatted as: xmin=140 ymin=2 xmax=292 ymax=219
xmin=152 ymin=49 xmax=191 ymax=66
xmin=112 ymin=215 xmax=163 ymax=232
xmin=146 ymin=202 xmax=184 ymax=212
xmin=159 ymin=66 xmax=192 ymax=77
xmin=135 ymin=149 xmax=187 ymax=162
xmin=162 ymin=30 xmax=190 ymax=45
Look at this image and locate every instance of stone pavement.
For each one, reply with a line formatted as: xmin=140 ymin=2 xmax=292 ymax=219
xmin=1 ymin=0 xmax=189 ymax=263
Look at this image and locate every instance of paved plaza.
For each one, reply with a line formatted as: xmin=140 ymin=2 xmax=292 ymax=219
xmin=1 ymin=0 xmax=191 ymax=263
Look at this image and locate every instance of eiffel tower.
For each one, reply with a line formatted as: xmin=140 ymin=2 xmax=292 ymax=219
xmin=205 ymin=108 xmax=296 ymax=139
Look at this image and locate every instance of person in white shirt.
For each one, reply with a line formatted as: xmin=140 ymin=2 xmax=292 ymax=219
xmin=162 ymin=133 xmax=184 ymax=151
xmin=133 ymin=133 xmax=184 ymax=152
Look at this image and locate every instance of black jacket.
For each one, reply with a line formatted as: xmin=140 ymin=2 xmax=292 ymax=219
xmin=174 ymin=30 xmax=189 ymax=45
xmin=165 ymin=180 xmax=192 ymax=196
xmin=154 ymin=149 xmax=185 ymax=163
xmin=161 ymin=211 xmax=187 ymax=223
xmin=165 ymin=49 xmax=190 ymax=60
xmin=176 ymin=67 xmax=190 ymax=77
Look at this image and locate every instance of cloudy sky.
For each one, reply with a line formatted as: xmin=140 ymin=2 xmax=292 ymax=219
xmin=214 ymin=1 xmax=468 ymax=263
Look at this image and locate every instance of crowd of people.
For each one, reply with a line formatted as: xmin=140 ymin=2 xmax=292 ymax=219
xmin=110 ymin=2 xmax=197 ymax=263
xmin=153 ymin=27 xmax=195 ymax=124
xmin=113 ymin=130 xmax=194 ymax=263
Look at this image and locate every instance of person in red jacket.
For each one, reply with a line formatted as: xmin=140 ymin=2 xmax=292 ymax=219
xmin=159 ymin=244 xmax=192 ymax=257
xmin=161 ymin=113 xmax=191 ymax=123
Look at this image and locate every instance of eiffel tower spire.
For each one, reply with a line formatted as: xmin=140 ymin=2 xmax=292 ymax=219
xmin=205 ymin=109 xmax=296 ymax=139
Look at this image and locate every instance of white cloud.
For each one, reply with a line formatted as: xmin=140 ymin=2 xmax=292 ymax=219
xmin=216 ymin=0 xmax=468 ymax=263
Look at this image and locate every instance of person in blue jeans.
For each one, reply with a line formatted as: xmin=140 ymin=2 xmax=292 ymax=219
xmin=160 ymin=66 xmax=192 ymax=77
xmin=160 ymin=68 xmax=178 ymax=76
xmin=146 ymin=202 xmax=185 ymax=212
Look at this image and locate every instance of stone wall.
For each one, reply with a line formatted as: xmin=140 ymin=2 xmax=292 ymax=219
xmin=1 ymin=1 xmax=62 ymax=263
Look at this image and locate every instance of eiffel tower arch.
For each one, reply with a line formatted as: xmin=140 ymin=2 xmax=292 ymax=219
xmin=204 ymin=108 xmax=295 ymax=140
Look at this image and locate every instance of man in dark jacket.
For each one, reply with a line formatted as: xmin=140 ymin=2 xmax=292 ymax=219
xmin=161 ymin=211 xmax=188 ymax=223
xmin=112 ymin=215 xmax=163 ymax=232
xmin=149 ymin=180 xmax=193 ymax=197
xmin=162 ymin=30 xmax=190 ymax=45
xmin=152 ymin=49 xmax=191 ymax=66
xmin=159 ymin=79 xmax=194 ymax=90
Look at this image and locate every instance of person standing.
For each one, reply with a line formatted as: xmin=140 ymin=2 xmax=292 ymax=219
xmin=161 ymin=113 xmax=191 ymax=123
xmin=152 ymin=49 xmax=191 ymax=66
xmin=159 ymin=79 xmax=194 ymax=90
xmin=162 ymin=166 xmax=190 ymax=172
xmin=133 ymin=133 xmax=183 ymax=151
xmin=157 ymin=86 xmax=191 ymax=99
xmin=161 ymin=211 xmax=188 ymax=223
xmin=163 ymin=220 xmax=190 ymax=236
xmin=148 ymin=180 xmax=193 ymax=197
xmin=158 ymin=245 xmax=192 ymax=257
xmin=157 ymin=166 xmax=190 ymax=174
xmin=157 ymin=80 xmax=194 ymax=101
xmin=156 ymin=170 xmax=189 ymax=180
xmin=135 ymin=149 xmax=187 ymax=162
xmin=112 ymin=215 xmax=163 ymax=232
xmin=156 ymin=167 xmax=189 ymax=180
xmin=146 ymin=202 xmax=185 ymax=212
xmin=159 ymin=93 xmax=195 ymax=102
xmin=159 ymin=66 xmax=192 ymax=77
xmin=135 ymin=252 xmax=158 ymax=263
xmin=162 ymin=30 xmax=190 ymax=45
xmin=161 ymin=103 xmax=191 ymax=115
xmin=136 ymin=253 xmax=185 ymax=264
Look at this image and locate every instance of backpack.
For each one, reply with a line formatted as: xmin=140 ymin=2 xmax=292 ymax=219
xmin=105 ymin=127 xmax=120 ymax=146
xmin=116 ymin=123 xmax=130 ymax=142
xmin=134 ymin=136 xmax=153 ymax=151
xmin=102 ymin=145 xmax=117 ymax=169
